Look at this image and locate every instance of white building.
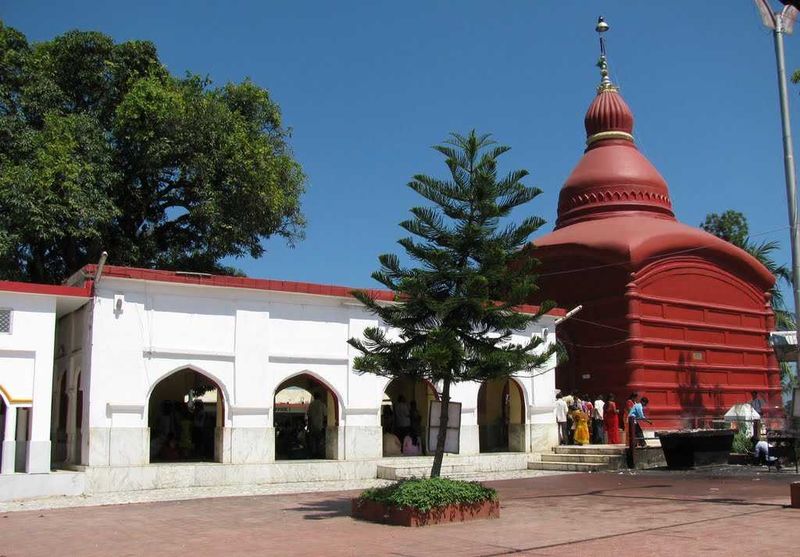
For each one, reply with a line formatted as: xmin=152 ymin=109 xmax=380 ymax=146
xmin=0 ymin=264 xmax=562 ymax=501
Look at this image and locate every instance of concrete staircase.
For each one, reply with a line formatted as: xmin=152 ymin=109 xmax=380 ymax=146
xmin=377 ymin=462 xmax=475 ymax=480
xmin=528 ymin=445 xmax=627 ymax=473
xmin=376 ymin=453 xmax=531 ymax=480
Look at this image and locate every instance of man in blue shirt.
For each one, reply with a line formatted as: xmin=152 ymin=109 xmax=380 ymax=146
xmin=629 ymin=397 xmax=652 ymax=447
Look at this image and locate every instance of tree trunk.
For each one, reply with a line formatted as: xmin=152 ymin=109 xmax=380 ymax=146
xmin=430 ymin=377 xmax=451 ymax=478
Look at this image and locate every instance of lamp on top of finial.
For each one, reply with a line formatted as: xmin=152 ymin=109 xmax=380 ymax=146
xmin=595 ymin=16 xmax=616 ymax=92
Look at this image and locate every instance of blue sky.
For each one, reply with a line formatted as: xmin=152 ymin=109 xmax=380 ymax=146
xmin=5 ymin=1 xmax=800 ymax=294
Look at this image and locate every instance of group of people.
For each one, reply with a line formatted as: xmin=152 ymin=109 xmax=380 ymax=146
xmin=381 ymin=395 xmax=424 ymax=456
xmin=555 ymin=391 xmax=651 ymax=447
xmin=151 ymin=398 xmax=215 ymax=461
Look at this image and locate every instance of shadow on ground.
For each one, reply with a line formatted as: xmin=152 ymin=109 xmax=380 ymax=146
xmin=284 ymin=498 xmax=352 ymax=520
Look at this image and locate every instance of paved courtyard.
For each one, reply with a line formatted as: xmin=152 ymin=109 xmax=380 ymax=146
xmin=1 ymin=470 xmax=798 ymax=556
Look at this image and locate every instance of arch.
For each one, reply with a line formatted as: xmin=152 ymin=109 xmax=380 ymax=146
xmin=381 ymin=376 xmax=439 ymax=456
xmin=0 ymin=385 xmax=10 ymax=408
xmin=146 ymin=364 xmax=232 ymax=416
xmin=147 ymin=367 xmax=226 ymax=463
xmin=273 ymin=371 xmax=341 ymax=461
xmin=477 ymin=377 xmax=527 ymax=453
xmin=274 ymin=369 xmax=343 ymax=423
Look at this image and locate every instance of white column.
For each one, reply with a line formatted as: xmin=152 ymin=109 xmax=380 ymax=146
xmin=1 ymin=407 xmax=17 ymax=474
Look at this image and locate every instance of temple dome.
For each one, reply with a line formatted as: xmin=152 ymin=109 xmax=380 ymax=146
xmin=555 ymin=88 xmax=675 ymax=229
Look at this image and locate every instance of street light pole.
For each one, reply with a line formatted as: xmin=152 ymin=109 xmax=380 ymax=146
xmin=755 ymin=1 xmax=800 ymax=378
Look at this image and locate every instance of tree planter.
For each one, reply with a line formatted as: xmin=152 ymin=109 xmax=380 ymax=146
xmin=351 ymin=498 xmax=500 ymax=527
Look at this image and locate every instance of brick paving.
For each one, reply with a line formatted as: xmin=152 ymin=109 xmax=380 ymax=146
xmin=1 ymin=470 xmax=798 ymax=556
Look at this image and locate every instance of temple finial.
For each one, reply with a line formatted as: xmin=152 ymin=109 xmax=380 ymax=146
xmin=595 ymin=16 xmax=616 ymax=92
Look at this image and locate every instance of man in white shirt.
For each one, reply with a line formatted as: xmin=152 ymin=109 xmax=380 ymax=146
xmin=593 ymin=395 xmax=605 ymax=444
xmin=554 ymin=393 xmax=569 ymax=445
xmin=754 ymin=440 xmax=782 ymax=469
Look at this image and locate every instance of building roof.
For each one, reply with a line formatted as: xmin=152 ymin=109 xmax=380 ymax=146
xmin=0 ymin=280 xmax=91 ymax=316
xmin=72 ymin=264 xmax=565 ymax=317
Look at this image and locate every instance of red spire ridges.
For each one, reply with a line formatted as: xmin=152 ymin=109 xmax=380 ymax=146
xmin=584 ymin=89 xmax=634 ymax=139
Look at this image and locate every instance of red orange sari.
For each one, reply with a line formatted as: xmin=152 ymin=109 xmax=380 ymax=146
xmin=604 ymin=401 xmax=620 ymax=444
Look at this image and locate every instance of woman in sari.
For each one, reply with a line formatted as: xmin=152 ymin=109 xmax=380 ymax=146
xmin=572 ymin=407 xmax=590 ymax=445
xmin=604 ymin=393 xmax=620 ymax=444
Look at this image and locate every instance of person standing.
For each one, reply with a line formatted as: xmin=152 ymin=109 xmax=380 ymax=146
xmin=623 ymin=392 xmax=638 ymax=445
xmin=583 ymin=395 xmax=594 ymax=443
xmin=572 ymin=405 xmax=590 ymax=445
xmin=307 ymin=392 xmax=327 ymax=458
xmin=394 ymin=395 xmax=411 ymax=440
xmin=749 ymin=391 xmax=765 ymax=442
xmin=554 ymin=393 xmax=569 ymax=445
xmin=604 ymin=393 xmax=620 ymax=444
xmin=629 ymin=396 xmax=652 ymax=448
xmin=593 ymin=394 xmax=605 ymax=444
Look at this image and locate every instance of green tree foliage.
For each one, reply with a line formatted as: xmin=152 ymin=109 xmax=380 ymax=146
xmin=0 ymin=22 xmax=305 ymax=283
xmin=348 ymin=131 xmax=555 ymax=477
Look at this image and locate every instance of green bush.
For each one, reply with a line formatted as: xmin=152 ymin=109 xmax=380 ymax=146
xmin=731 ymin=428 xmax=754 ymax=454
xmin=358 ymin=478 xmax=497 ymax=512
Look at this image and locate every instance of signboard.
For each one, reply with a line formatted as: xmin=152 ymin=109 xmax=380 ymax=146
xmin=792 ymin=387 xmax=800 ymax=419
xmin=427 ymin=400 xmax=461 ymax=455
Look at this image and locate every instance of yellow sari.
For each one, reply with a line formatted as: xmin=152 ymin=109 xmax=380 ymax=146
xmin=573 ymin=409 xmax=590 ymax=445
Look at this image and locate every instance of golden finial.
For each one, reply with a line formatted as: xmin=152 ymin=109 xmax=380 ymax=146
xmin=596 ymin=16 xmax=617 ymax=92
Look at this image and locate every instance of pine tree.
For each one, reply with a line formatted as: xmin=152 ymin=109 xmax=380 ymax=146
xmin=348 ymin=131 xmax=555 ymax=478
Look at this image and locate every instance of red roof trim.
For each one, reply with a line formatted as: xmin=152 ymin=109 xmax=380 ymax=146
xmin=0 ymin=280 xmax=91 ymax=298
xmin=78 ymin=264 xmax=565 ymax=317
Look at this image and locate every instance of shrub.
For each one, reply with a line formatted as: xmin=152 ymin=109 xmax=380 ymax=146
xmin=731 ymin=427 xmax=754 ymax=454
xmin=358 ymin=478 xmax=497 ymax=512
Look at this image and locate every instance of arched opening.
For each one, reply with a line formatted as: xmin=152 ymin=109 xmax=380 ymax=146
xmin=148 ymin=368 xmax=225 ymax=463
xmin=478 ymin=378 xmax=526 ymax=453
xmin=382 ymin=376 xmax=438 ymax=456
xmin=274 ymin=373 xmax=339 ymax=460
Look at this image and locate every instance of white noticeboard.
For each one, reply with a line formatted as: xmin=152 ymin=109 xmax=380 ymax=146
xmin=792 ymin=387 xmax=800 ymax=419
xmin=427 ymin=400 xmax=461 ymax=455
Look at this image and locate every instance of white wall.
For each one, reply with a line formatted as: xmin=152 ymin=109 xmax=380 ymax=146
xmin=83 ymin=277 xmax=559 ymax=465
xmin=0 ymin=293 xmax=57 ymax=473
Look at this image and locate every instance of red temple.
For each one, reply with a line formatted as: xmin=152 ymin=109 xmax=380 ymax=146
xmin=528 ymin=65 xmax=782 ymax=430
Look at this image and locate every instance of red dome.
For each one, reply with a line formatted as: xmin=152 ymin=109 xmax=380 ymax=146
xmin=555 ymin=88 xmax=674 ymax=229
xmin=585 ymin=89 xmax=634 ymax=138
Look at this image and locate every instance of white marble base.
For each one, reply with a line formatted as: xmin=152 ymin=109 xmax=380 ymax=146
xmin=88 ymin=428 xmax=110 ymax=466
xmin=230 ymin=428 xmax=273 ymax=464
xmin=458 ymin=425 xmax=480 ymax=455
xmin=215 ymin=427 xmax=232 ymax=463
xmin=109 ymin=428 xmax=149 ymax=466
xmin=0 ymin=471 xmax=85 ymax=502
xmin=508 ymin=424 xmax=526 ymax=452
xmin=25 ymin=440 xmax=52 ymax=473
xmin=1 ymin=440 xmax=16 ymax=473
xmin=325 ymin=426 xmax=342 ymax=460
xmin=343 ymin=426 xmax=382 ymax=460
xmin=528 ymin=423 xmax=557 ymax=453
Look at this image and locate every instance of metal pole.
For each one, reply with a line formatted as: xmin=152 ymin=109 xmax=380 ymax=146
xmin=772 ymin=15 xmax=800 ymax=382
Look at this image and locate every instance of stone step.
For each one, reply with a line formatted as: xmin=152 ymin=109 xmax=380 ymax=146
xmin=540 ymin=453 xmax=624 ymax=466
xmin=528 ymin=461 xmax=611 ymax=473
xmin=553 ymin=445 xmax=627 ymax=456
xmin=376 ymin=463 xmax=473 ymax=480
